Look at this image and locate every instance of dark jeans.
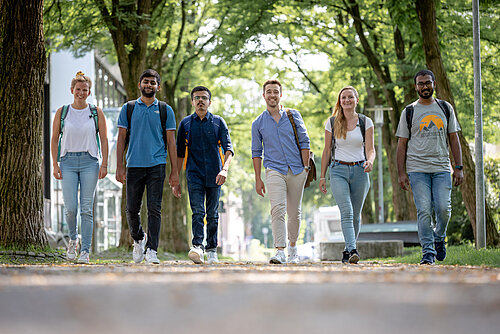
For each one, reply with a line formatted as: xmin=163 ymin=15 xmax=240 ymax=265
xmin=188 ymin=182 xmax=220 ymax=251
xmin=126 ymin=164 xmax=166 ymax=251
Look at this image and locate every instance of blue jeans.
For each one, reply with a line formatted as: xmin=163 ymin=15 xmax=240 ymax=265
xmin=187 ymin=182 xmax=220 ymax=251
xmin=126 ymin=164 xmax=166 ymax=251
xmin=329 ymin=162 xmax=370 ymax=252
xmin=60 ymin=152 xmax=99 ymax=253
xmin=408 ymin=172 xmax=452 ymax=256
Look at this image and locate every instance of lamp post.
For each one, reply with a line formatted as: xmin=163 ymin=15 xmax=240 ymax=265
xmin=374 ymin=105 xmax=384 ymax=224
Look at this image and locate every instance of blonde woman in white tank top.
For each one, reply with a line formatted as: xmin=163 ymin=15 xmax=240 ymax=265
xmin=50 ymin=72 xmax=108 ymax=264
xmin=319 ymin=86 xmax=376 ymax=264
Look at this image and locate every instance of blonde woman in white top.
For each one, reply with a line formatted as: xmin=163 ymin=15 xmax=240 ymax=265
xmin=319 ymin=86 xmax=375 ymax=264
xmin=50 ymin=72 xmax=108 ymax=264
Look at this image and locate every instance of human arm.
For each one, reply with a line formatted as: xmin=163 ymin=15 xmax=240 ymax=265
xmin=396 ymin=137 xmax=409 ymax=190
xmin=216 ymin=151 xmax=233 ymax=186
xmin=319 ymin=130 xmax=332 ymax=194
xmin=363 ymin=126 xmax=376 ymax=173
xmin=448 ymin=132 xmax=463 ymax=186
xmin=115 ymin=127 xmax=127 ymax=184
xmin=252 ymin=157 xmax=266 ymax=197
xmin=97 ymin=107 xmax=108 ymax=179
xmin=166 ymin=129 xmax=181 ymax=198
xmin=50 ymin=107 xmax=63 ymax=180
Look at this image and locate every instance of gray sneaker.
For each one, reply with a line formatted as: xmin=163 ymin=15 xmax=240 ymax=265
xmin=145 ymin=248 xmax=160 ymax=264
xmin=207 ymin=251 xmax=219 ymax=264
xmin=287 ymin=245 xmax=299 ymax=264
xmin=66 ymin=239 xmax=78 ymax=261
xmin=188 ymin=245 xmax=204 ymax=264
xmin=269 ymin=249 xmax=286 ymax=264
xmin=77 ymin=251 xmax=90 ymax=264
xmin=132 ymin=234 xmax=147 ymax=263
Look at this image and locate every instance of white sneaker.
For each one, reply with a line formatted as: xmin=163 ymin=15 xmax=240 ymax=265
xmin=66 ymin=239 xmax=78 ymax=261
xmin=77 ymin=251 xmax=90 ymax=264
xmin=269 ymin=249 xmax=286 ymax=264
xmin=188 ymin=246 xmax=204 ymax=264
xmin=287 ymin=245 xmax=299 ymax=264
xmin=206 ymin=251 xmax=219 ymax=264
xmin=132 ymin=234 xmax=147 ymax=263
xmin=145 ymin=248 xmax=160 ymax=264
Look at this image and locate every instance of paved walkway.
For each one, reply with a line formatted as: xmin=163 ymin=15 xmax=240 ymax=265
xmin=1 ymin=261 xmax=499 ymax=334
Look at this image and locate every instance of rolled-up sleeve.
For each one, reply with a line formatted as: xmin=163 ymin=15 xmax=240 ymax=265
xmin=220 ymin=117 xmax=234 ymax=156
xmin=251 ymin=120 xmax=263 ymax=158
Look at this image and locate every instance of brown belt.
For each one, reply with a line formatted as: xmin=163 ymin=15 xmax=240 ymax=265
xmin=334 ymin=160 xmax=365 ymax=166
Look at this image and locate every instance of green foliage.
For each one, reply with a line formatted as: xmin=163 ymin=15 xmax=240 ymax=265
xmin=371 ymin=245 xmax=500 ymax=267
xmin=485 ymin=157 xmax=500 ymax=227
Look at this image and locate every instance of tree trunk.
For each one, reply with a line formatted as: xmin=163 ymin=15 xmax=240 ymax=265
xmin=0 ymin=0 xmax=47 ymax=247
xmin=416 ymin=0 xmax=499 ymax=246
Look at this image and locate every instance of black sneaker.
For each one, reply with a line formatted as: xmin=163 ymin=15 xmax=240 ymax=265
xmin=420 ymin=253 xmax=435 ymax=265
xmin=348 ymin=249 xmax=360 ymax=264
xmin=342 ymin=250 xmax=350 ymax=264
xmin=435 ymin=240 xmax=447 ymax=261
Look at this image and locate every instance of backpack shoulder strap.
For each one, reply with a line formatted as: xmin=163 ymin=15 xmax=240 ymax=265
xmin=125 ymin=101 xmax=136 ymax=148
xmin=57 ymin=105 xmax=70 ymax=162
xmin=405 ymin=104 xmax=414 ymax=140
xmin=159 ymin=101 xmax=168 ymax=151
xmin=88 ymin=104 xmax=101 ymax=157
xmin=330 ymin=116 xmax=336 ymax=163
xmin=435 ymin=99 xmax=451 ymax=131
xmin=358 ymin=114 xmax=366 ymax=143
xmin=212 ymin=115 xmax=225 ymax=166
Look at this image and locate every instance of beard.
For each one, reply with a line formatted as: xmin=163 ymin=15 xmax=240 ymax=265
xmin=141 ymin=87 xmax=156 ymax=98
xmin=417 ymin=87 xmax=434 ymax=99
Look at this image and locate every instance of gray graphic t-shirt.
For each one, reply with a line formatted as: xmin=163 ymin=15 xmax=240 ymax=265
xmin=396 ymin=100 xmax=460 ymax=173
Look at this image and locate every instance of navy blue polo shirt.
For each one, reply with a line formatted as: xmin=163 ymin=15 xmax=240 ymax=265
xmin=177 ymin=112 xmax=234 ymax=187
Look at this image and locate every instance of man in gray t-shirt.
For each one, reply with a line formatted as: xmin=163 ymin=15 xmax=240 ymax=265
xmin=396 ymin=69 xmax=464 ymax=265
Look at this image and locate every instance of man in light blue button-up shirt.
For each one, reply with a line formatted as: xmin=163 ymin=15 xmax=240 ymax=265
xmin=251 ymin=79 xmax=311 ymax=265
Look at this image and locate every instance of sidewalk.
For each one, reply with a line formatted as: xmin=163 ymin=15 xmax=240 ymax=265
xmin=1 ymin=262 xmax=499 ymax=334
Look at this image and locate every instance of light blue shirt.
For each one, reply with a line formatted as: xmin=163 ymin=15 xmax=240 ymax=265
xmin=117 ymin=98 xmax=176 ymax=168
xmin=251 ymin=108 xmax=310 ymax=175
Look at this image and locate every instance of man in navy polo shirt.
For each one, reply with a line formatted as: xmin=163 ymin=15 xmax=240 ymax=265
xmin=116 ymin=69 xmax=180 ymax=265
xmin=176 ymin=86 xmax=234 ymax=264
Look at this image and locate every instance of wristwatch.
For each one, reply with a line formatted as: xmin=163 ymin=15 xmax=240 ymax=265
xmin=304 ymin=166 xmax=311 ymax=171
xmin=455 ymin=165 xmax=463 ymax=170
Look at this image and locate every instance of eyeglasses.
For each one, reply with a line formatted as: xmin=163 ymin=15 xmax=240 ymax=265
xmin=193 ymin=96 xmax=209 ymax=101
xmin=416 ymin=81 xmax=433 ymax=88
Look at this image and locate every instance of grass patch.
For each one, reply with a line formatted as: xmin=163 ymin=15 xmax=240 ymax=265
xmin=369 ymin=244 xmax=500 ymax=267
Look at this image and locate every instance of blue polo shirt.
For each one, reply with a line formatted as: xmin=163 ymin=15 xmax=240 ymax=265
xmin=251 ymin=108 xmax=310 ymax=175
xmin=177 ymin=112 xmax=234 ymax=187
xmin=117 ymin=98 xmax=176 ymax=167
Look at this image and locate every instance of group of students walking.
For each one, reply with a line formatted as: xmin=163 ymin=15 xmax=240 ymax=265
xmin=51 ymin=68 xmax=463 ymax=266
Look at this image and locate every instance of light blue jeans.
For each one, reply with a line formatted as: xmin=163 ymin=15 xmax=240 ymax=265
xmin=329 ymin=162 xmax=370 ymax=252
xmin=60 ymin=152 xmax=99 ymax=253
xmin=408 ymin=172 xmax=452 ymax=256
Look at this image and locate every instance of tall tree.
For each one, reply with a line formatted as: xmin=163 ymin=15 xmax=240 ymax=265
xmin=416 ymin=0 xmax=499 ymax=246
xmin=0 ymin=0 xmax=47 ymax=247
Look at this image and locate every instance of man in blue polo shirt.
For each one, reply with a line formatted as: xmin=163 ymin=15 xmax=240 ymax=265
xmin=116 ymin=69 xmax=180 ymax=265
xmin=176 ymin=86 xmax=234 ymax=264
xmin=252 ymin=79 xmax=311 ymax=264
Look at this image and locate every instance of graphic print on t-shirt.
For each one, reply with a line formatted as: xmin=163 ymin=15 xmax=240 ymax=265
xmin=419 ymin=114 xmax=444 ymax=137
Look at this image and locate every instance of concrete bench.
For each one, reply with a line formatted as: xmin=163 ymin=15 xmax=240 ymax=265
xmin=320 ymin=240 xmax=404 ymax=260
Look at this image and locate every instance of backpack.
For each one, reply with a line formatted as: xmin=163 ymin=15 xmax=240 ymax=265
xmin=404 ymin=99 xmax=451 ymax=140
xmin=329 ymin=114 xmax=367 ymax=163
xmin=182 ymin=114 xmax=225 ymax=170
xmin=125 ymin=100 xmax=168 ymax=151
xmin=57 ymin=104 xmax=100 ymax=162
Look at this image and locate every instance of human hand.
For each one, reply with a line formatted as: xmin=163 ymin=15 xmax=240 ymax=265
xmin=453 ymin=169 xmax=464 ymax=187
xmin=98 ymin=166 xmax=107 ymax=179
xmin=216 ymin=169 xmax=228 ymax=186
xmin=319 ymin=178 xmax=327 ymax=194
xmin=53 ymin=164 xmax=62 ymax=180
xmin=363 ymin=160 xmax=373 ymax=173
xmin=255 ymin=178 xmax=266 ymax=197
xmin=398 ymin=173 xmax=410 ymax=191
xmin=116 ymin=165 xmax=126 ymax=184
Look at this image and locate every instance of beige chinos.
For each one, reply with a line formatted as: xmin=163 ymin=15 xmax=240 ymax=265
xmin=266 ymin=168 xmax=308 ymax=248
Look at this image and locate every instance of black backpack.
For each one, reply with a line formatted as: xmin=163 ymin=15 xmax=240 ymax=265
xmin=125 ymin=100 xmax=169 ymax=151
xmin=404 ymin=99 xmax=451 ymax=140
xmin=329 ymin=114 xmax=367 ymax=163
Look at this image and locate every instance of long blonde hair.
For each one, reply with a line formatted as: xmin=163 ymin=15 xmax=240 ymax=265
xmin=330 ymin=86 xmax=359 ymax=140
xmin=71 ymin=71 xmax=92 ymax=89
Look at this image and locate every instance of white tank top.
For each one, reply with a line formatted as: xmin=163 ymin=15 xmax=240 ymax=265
xmin=325 ymin=116 xmax=374 ymax=162
xmin=60 ymin=104 xmax=99 ymax=159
